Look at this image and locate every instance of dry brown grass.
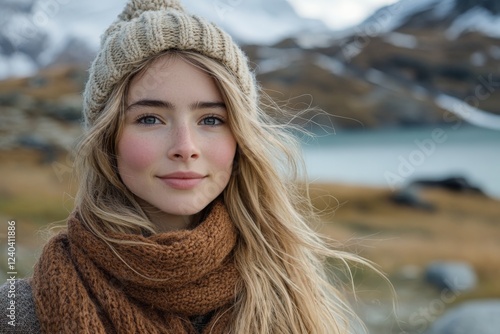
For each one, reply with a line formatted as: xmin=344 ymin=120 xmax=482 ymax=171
xmin=0 ymin=149 xmax=76 ymax=275
xmin=309 ymin=182 xmax=500 ymax=298
xmin=0 ymin=150 xmax=77 ymax=277
xmin=0 ymin=64 xmax=86 ymax=100
xmin=0 ymin=149 xmax=76 ymax=223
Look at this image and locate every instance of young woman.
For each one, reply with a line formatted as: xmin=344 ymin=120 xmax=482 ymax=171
xmin=1 ymin=0 xmax=376 ymax=333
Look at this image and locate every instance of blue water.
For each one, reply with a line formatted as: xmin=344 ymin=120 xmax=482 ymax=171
xmin=301 ymin=125 xmax=500 ymax=198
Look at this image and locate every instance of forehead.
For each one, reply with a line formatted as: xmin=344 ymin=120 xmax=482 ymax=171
xmin=127 ymin=55 xmax=223 ymax=103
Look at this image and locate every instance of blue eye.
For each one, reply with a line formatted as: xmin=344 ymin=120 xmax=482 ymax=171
xmin=201 ymin=116 xmax=224 ymax=126
xmin=137 ymin=115 xmax=160 ymax=125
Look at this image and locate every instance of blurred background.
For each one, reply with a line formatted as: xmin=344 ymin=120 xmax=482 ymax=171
xmin=1 ymin=0 xmax=500 ymax=333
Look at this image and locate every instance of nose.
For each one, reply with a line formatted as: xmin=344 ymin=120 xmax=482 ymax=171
xmin=167 ymin=125 xmax=200 ymax=161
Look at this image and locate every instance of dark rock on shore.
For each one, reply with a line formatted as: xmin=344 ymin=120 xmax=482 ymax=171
xmin=390 ymin=175 xmax=488 ymax=210
xmin=411 ymin=176 xmax=486 ymax=195
xmin=390 ymin=186 xmax=435 ymax=211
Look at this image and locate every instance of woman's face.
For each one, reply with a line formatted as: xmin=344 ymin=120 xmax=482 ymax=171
xmin=117 ymin=56 xmax=236 ymax=231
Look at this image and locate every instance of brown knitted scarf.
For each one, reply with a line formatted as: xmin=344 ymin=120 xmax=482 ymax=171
xmin=31 ymin=201 xmax=240 ymax=333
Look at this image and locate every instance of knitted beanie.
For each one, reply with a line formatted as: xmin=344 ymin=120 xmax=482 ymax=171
xmin=82 ymin=0 xmax=257 ymax=128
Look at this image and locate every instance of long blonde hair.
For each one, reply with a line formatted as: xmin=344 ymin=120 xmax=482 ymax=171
xmin=74 ymin=50 xmax=375 ymax=333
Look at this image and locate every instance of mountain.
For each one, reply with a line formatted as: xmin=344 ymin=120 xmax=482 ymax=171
xmin=243 ymin=0 xmax=500 ymax=130
xmin=0 ymin=0 xmax=328 ymax=80
xmin=344 ymin=0 xmax=500 ymax=128
xmin=359 ymin=0 xmax=500 ymax=38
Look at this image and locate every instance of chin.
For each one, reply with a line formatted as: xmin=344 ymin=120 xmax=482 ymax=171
xmin=161 ymin=201 xmax=209 ymax=216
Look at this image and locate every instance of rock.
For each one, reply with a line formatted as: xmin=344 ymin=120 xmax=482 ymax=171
xmin=17 ymin=134 xmax=58 ymax=163
xmin=426 ymin=300 xmax=500 ymax=334
xmin=51 ymin=94 xmax=83 ymax=122
xmin=425 ymin=261 xmax=477 ymax=292
xmin=411 ymin=176 xmax=485 ymax=195
xmin=390 ymin=185 xmax=435 ymax=211
xmin=0 ymin=92 xmax=20 ymax=106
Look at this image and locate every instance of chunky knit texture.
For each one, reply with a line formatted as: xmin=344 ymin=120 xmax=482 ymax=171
xmin=83 ymin=0 xmax=257 ymax=128
xmin=31 ymin=201 xmax=240 ymax=333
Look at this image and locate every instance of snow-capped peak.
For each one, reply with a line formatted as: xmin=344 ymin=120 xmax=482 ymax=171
xmin=355 ymin=0 xmax=500 ymax=39
xmin=355 ymin=0 xmax=454 ymax=36
xmin=0 ymin=0 xmax=328 ymax=80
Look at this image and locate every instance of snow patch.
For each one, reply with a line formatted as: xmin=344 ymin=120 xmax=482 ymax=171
xmin=383 ymin=32 xmax=418 ymax=49
xmin=366 ymin=69 xmax=387 ymax=86
xmin=432 ymin=0 xmax=457 ymax=19
xmin=447 ymin=7 xmax=500 ymax=39
xmin=358 ymin=0 xmax=444 ymax=36
xmin=0 ymin=53 xmax=37 ymax=78
xmin=255 ymin=47 xmax=304 ymax=74
xmin=470 ymin=52 xmax=486 ymax=67
xmin=314 ymin=54 xmax=346 ymax=76
xmin=435 ymin=94 xmax=500 ymax=130
xmin=357 ymin=0 xmax=457 ymax=37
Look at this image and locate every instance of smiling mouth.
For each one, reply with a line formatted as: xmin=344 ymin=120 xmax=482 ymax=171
xmin=158 ymin=172 xmax=206 ymax=190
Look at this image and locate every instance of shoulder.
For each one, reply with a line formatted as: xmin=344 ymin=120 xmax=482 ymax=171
xmin=0 ymin=278 xmax=41 ymax=333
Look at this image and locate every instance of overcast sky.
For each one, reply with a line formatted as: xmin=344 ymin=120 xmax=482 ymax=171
xmin=289 ymin=0 xmax=399 ymax=29
xmin=41 ymin=0 xmax=401 ymax=45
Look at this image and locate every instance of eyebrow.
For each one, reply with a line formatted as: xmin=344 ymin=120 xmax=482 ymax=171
xmin=126 ymin=99 xmax=226 ymax=111
xmin=126 ymin=99 xmax=173 ymax=111
xmin=192 ymin=101 xmax=226 ymax=110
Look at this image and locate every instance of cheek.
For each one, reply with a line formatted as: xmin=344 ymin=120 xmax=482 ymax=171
xmin=117 ymin=132 xmax=158 ymax=173
xmin=207 ymin=134 xmax=237 ymax=171
xmin=205 ymin=138 xmax=236 ymax=194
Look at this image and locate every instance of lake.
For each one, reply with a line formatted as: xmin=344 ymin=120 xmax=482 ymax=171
xmin=301 ymin=125 xmax=500 ymax=199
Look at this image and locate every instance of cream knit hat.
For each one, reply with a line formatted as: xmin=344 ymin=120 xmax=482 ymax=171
xmin=83 ymin=0 xmax=257 ymax=127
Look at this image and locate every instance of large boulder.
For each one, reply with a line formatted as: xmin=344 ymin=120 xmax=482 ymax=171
xmin=425 ymin=261 xmax=477 ymax=292
xmin=426 ymin=300 xmax=500 ymax=334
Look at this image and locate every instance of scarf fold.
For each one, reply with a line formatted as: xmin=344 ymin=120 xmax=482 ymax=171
xmin=31 ymin=201 xmax=240 ymax=334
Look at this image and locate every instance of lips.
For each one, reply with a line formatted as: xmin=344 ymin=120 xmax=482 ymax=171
xmin=158 ymin=171 xmax=206 ymax=190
